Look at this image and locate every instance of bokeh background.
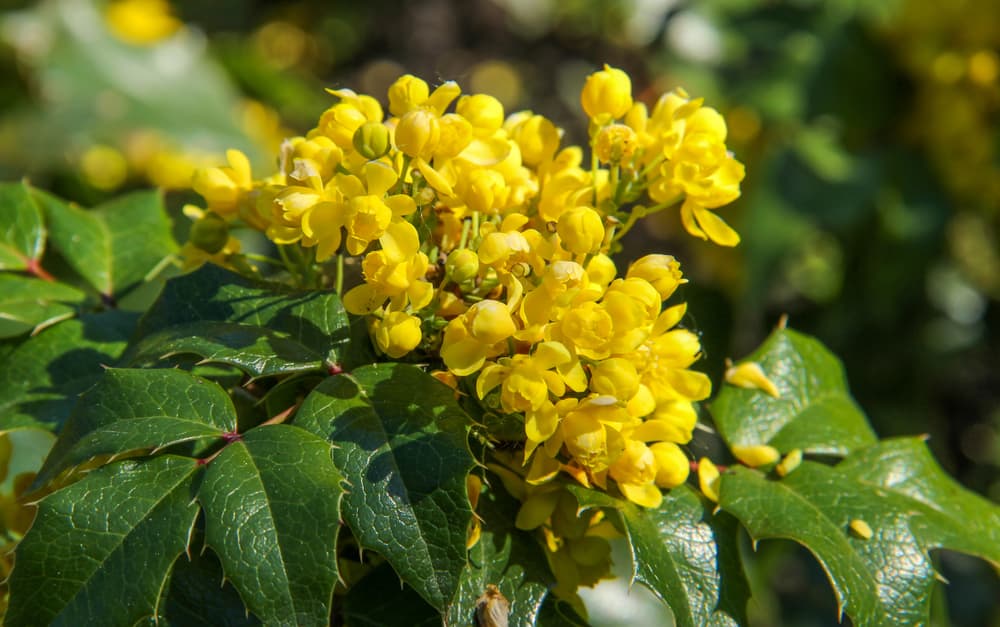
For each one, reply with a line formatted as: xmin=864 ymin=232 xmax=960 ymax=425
xmin=0 ymin=0 xmax=997 ymax=624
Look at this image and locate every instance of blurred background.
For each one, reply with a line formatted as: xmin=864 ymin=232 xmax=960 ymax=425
xmin=0 ymin=0 xmax=997 ymax=624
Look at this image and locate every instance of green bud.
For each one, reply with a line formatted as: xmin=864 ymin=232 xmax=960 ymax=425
xmin=352 ymin=121 xmax=391 ymax=160
xmin=189 ymin=213 xmax=229 ymax=254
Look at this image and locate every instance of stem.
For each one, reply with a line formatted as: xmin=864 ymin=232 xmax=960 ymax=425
xmin=25 ymin=258 xmax=55 ymax=282
xmin=242 ymin=253 xmax=287 ymax=268
xmin=458 ymin=217 xmax=472 ymax=251
xmin=335 ymin=250 xmax=344 ymax=297
xmin=260 ymin=401 xmax=301 ymax=428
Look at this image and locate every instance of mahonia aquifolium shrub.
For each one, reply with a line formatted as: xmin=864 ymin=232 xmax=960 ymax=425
xmin=10 ymin=62 xmax=997 ymax=627
xmin=187 ymin=65 xmax=745 ymax=594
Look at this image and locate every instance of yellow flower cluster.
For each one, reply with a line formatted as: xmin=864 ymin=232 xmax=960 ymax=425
xmin=188 ymin=66 xmax=744 ymax=513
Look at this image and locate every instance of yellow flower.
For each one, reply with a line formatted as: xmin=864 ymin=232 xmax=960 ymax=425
xmin=626 ymin=254 xmax=685 ymax=300
xmin=556 ymin=207 xmax=605 ymax=255
xmin=445 ymin=248 xmax=480 ymax=284
xmin=343 ymin=220 xmax=433 ymax=314
xmin=456 ymin=94 xmax=505 ymax=136
xmin=372 ymin=311 xmax=423 ymax=358
xmin=581 ymin=65 xmax=633 ymax=120
xmin=609 ymin=438 xmax=662 ymax=508
xmin=730 ymin=444 xmax=780 ymax=468
xmin=650 ymin=442 xmax=689 ymax=488
xmin=395 ymin=109 xmax=441 ymax=160
xmin=698 ymin=457 xmax=721 ymax=503
xmin=507 ymin=113 xmax=561 ymax=166
xmin=594 ymin=124 xmax=638 ymax=164
xmin=105 ymin=0 xmax=181 ymax=45
xmin=440 ymin=300 xmax=517 ymax=375
xmin=192 ymin=149 xmax=253 ymax=218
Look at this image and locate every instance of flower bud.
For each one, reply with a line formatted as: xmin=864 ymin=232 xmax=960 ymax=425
xmin=650 ymin=442 xmax=689 ymax=488
xmin=387 ymin=74 xmax=429 ymax=116
xmin=373 ymin=311 xmax=422 ymax=358
xmin=627 ymin=254 xmax=684 ymax=300
xmin=394 ymin=109 xmax=440 ymax=159
xmin=730 ymin=444 xmax=780 ymax=468
xmin=189 ymin=213 xmax=229 ymax=254
xmin=457 ymin=93 xmax=505 ymax=133
xmin=581 ymin=64 xmax=633 ymax=119
xmin=445 ymin=248 xmax=480 ymax=283
xmin=352 ymin=121 xmax=391 ymax=160
xmin=557 ymin=206 xmax=605 ymax=255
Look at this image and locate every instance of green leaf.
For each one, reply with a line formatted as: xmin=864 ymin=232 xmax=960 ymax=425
xmin=198 ymin=425 xmax=344 ymax=627
xmin=718 ymin=438 xmax=1000 ymax=626
xmin=710 ymin=327 xmax=876 ymax=455
xmin=160 ymin=549 xmax=262 ymax=627
xmin=294 ymin=364 xmax=476 ymax=611
xmin=0 ymin=181 xmax=45 ymax=270
xmin=0 ymin=310 xmax=137 ymax=432
xmin=34 ymin=188 xmax=177 ymax=298
xmin=342 ymin=563 xmax=441 ymax=627
xmin=137 ymin=264 xmax=366 ymax=370
xmin=446 ymin=475 xmax=555 ymax=627
xmin=34 ymin=368 xmax=238 ymax=488
xmin=570 ymin=485 xmax=749 ymax=627
xmin=128 ymin=321 xmax=325 ymax=377
xmin=0 ymin=273 xmax=84 ymax=338
xmin=5 ymin=455 xmax=200 ymax=626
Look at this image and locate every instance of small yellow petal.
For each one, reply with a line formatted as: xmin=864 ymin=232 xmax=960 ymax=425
xmin=725 ymin=361 xmax=780 ymax=398
xmin=849 ymin=519 xmax=873 ymax=540
xmin=776 ymin=449 xmax=803 ymax=477
xmin=698 ymin=457 xmax=721 ymax=503
xmin=730 ymin=444 xmax=780 ymax=468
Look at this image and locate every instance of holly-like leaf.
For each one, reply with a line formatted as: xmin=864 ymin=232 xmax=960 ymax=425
xmin=33 ymin=187 xmax=177 ymax=299
xmin=0 ymin=181 xmax=45 ymax=270
xmin=198 ymin=425 xmax=344 ymax=627
xmin=0 ymin=310 xmax=137 ymax=432
xmin=293 ymin=364 xmax=476 ymax=612
xmin=718 ymin=438 xmax=1000 ymax=626
xmin=137 ymin=264 xmax=366 ymax=371
xmin=446 ymin=475 xmax=554 ymax=627
xmin=5 ymin=455 xmax=200 ymax=626
xmin=711 ymin=328 xmax=876 ymax=456
xmin=570 ymin=485 xmax=749 ymax=627
xmin=34 ymin=368 xmax=238 ymax=488
xmin=0 ymin=273 xmax=84 ymax=338
xmin=128 ymin=321 xmax=325 ymax=377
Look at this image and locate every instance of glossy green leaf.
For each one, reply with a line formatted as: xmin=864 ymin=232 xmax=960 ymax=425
xmin=718 ymin=438 xmax=1000 ymax=626
xmin=35 ymin=368 xmax=238 ymax=488
xmin=0 ymin=310 xmax=137 ymax=432
xmin=137 ymin=264 xmax=365 ymax=370
xmin=34 ymin=188 xmax=177 ymax=299
xmin=159 ymin=549 xmax=262 ymax=627
xmin=711 ymin=327 xmax=876 ymax=455
xmin=446 ymin=475 xmax=554 ymax=627
xmin=293 ymin=364 xmax=476 ymax=611
xmin=5 ymin=455 xmax=200 ymax=626
xmin=128 ymin=321 xmax=325 ymax=377
xmin=0 ymin=273 xmax=84 ymax=338
xmin=0 ymin=181 xmax=45 ymax=270
xmin=571 ymin=485 xmax=749 ymax=627
xmin=198 ymin=425 xmax=344 ymax=627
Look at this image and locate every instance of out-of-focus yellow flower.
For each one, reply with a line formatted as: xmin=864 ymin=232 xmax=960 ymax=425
xmin=80 ymin=144 xmax=129 ymax=190
xmin=581 ymin=65 xmax=633 ymax=120
xmin=105 ymin=0 xmax=181 ymax=46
